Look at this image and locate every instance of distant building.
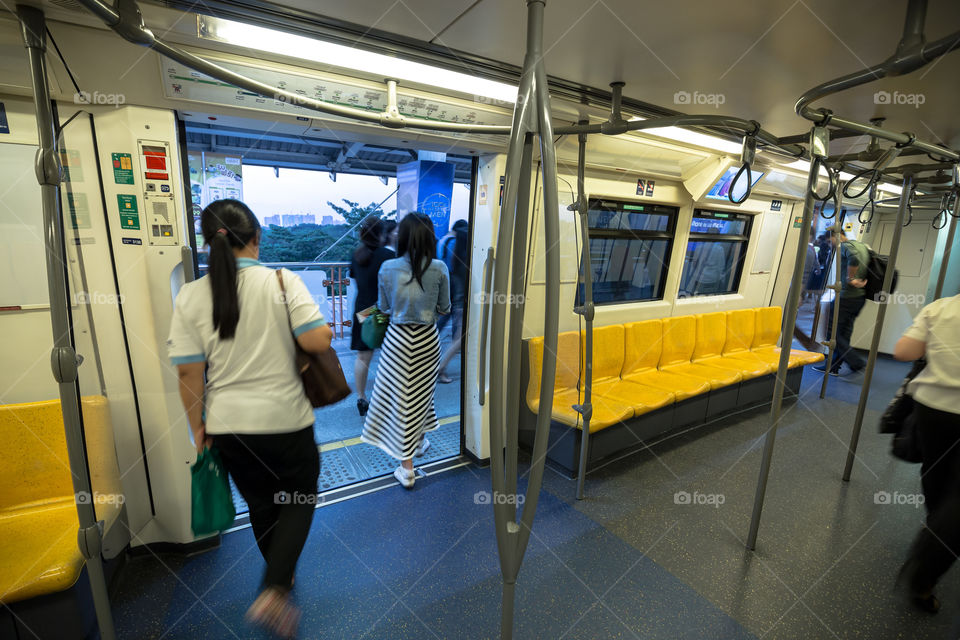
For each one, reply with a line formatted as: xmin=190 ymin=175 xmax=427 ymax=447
xmin=264 ymin=215 xmax=282 ymax=226
xmin=281 ymin=214 xmax=316 ymax=226
xmin=321 ymin=215 xmax=334 ymax=225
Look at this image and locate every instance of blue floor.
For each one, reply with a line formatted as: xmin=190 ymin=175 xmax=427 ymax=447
xmin=110 ymin=358 xmax=959 ymax=639
xmin=113 ymin=466 xmax=755 ymax=639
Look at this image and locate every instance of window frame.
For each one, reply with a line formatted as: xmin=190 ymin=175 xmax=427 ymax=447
xmin=679 ymin=208 xmax=755 ymax=297
xmin=580 ymin=198 xmax=680 ymax=306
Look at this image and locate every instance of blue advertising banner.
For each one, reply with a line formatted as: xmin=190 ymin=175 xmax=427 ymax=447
xmin=397 ymin=159 xmax=454 ymax=239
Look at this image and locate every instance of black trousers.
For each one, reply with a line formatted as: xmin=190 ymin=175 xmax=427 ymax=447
xmin=214 ymin=426 xmax=320 ymax=589
xmin=905 ymin=402 xmax=960 ymax=592
xmin=827 ymin=296 xmax=867 ymax=371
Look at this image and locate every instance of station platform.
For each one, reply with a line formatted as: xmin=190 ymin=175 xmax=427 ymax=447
xmin=111 ymin=357 xmax=958 ymax=639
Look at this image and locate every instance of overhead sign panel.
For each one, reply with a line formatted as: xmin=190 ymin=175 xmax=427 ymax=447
xmin=159 ymin=53 xmax=512 ymax=144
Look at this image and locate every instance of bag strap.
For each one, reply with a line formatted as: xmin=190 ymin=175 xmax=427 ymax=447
xmin=275 ymin=269 xmax=296 ymax=337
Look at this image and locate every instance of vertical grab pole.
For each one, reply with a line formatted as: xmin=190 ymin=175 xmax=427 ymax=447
xmin=842 ymin=173 xmax=914 ymax=481
xmin=933 ymin=187 xmax=959 ymax=301
xmin=16 ymin=6 xmax=117 ymax=640
xmin=573 ymin=126 xmax=594 ymax=500
xmin=488 ymin=2 xmax=555 ymax=637
xmin=515 ymin=0 xmax=562 ymax=563
xmin=747 ymin=130 xmax=822 ymax=550
xmin=819 ymin=208 xmax=847 ymax=399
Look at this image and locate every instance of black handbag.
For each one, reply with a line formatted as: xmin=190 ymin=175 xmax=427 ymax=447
xmin=276 ymin=270 xmax=351 ymax=407
xmin=879 ymin=359 xmax=926 ymax=463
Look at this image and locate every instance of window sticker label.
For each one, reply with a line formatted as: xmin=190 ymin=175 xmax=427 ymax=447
xmin=636 ymin=179 xmax=645 ymax=195
xmin=0 ymin=102 xmax=9 ymax=134
xmin=770 ymin=199 xmax=782 ymax=211
xmin=117 ymin=194 xmax=140 ymax=230
xmin=112 ymin=153 xmax=134 ymax=184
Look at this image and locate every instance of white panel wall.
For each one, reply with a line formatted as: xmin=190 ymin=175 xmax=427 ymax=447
xmin=520 ymin=169 xmax=796 ymax=339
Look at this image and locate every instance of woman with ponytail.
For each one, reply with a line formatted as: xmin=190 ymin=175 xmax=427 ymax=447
xmin=361 ymin=213 xmax=451 ymax=489
xmin=349 ymin=217 xmax=392 ymax=416
xmin=167 ymin=199 xmax=333 ymax=637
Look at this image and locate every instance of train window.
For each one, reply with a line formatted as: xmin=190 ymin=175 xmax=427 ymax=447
xmin=678 ymin=209 xmax=753 ymax=297
xmin=578 ymin=199 xmax=678 ymax=305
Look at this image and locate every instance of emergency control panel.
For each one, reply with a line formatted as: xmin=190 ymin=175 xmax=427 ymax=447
xmin=137 ymin=140 xmax=179 ymax=246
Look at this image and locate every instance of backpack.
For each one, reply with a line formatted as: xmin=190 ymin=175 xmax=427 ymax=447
xmin=863 ymin=249 xmax=899 ymax=303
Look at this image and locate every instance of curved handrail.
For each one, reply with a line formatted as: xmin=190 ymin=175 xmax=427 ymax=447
xmin=728 ymin=162 xmax=752 ymax=204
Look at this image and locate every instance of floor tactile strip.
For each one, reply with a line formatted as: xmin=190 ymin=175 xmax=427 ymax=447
xmin=318 ymin=446 xmax=363 ymax=491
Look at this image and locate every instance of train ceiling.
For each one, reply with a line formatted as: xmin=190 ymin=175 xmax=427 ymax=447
xmin=221 ymin=0 xmax=960 ymax=151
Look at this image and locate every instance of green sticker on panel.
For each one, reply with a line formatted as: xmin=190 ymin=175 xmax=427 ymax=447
xmin=61 ymin=149 xmax=83 ymax=183
xmin=112 ymin=152 xmax=134 ymax=184
xmin=793 ymin=215 xmax=804 ymax=228
xmin=67 ymin=192 xmax=91 ymax=229
xmin=117 ymin=194 xmax=140 ymax=230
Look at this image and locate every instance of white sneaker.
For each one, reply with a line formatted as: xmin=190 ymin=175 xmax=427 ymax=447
xmin=415 ymin=437 xmax=431 ymax=457
xmin=394 ymin=465 xmax=415 ymax=489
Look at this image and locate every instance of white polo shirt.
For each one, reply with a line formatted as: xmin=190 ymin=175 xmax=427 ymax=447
xmin=904 ymin=294 xmax=960 ymax=414
xmin=167 ymin=258 xmax=325 ymax=435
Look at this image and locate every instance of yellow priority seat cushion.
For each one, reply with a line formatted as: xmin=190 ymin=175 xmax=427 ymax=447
xmin=707 ymin=352 xmax=773 ymax=380
xmin=750 ymin=346 xmax=823 ymax=369
xmin=0 ymin=499 xmax=84 ymax=604
xmin=660 ymin=362 xmax=742 ymax=389
xmin=549 ymin=386 xmax=633 ymax=432
xmin=603 ymin=380 xmax=675 ymax=415
xmin=624 ymin=369 xmax=710 ymax=402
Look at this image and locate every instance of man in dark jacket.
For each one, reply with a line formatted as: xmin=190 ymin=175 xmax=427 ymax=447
xmin=814 ymin=224 xmax=869 ymax=379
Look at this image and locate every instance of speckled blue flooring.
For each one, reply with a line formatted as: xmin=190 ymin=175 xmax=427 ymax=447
xmin=110 ymin=360 xmax=958 ymax=639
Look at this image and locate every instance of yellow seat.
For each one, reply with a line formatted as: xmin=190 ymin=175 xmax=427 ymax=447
xmin=752 ymin=306 xmax=825 ymax=368
xmin=717 ymin=309 xmax=774 ymax=379
xmin=527 ymin=329 xmax=634 ymax=432
xmin=659 ymin=316 xmax=741 ymax=389
xmin=0 ymin=397 xmax=123 ymax=604
xmin=619 ymin=320 xmax=710 ymax=401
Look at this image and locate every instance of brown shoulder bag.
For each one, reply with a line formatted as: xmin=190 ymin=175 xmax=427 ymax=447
xmin=276 ymin=269 xmax=351 ymax=407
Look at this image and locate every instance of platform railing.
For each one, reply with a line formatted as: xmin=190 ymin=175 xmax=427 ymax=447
xmin=198 ymin=261 xmax=354 ymax=339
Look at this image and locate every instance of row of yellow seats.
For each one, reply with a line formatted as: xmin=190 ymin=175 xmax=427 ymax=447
xmin=526 ymin=307 xmax=824 ymax=433
xmin=0 ymin=396 xmax=121 ymax=605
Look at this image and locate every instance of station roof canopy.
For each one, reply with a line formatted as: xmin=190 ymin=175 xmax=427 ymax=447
xmin=184 ymin=121 xmax=475 ymax=182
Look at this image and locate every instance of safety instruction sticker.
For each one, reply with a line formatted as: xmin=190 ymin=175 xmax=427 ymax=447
xmin=479 ymin=184 xmax=488 ymax=205
xmin=793 ymin=216 xmax=804 ymax=228
xmin=770 ymin=199 xmax=782 ymax=211
xmin=117 ymin=194 xmax=140 ymax=230
xmin=636 ymin=179 xmax=645 ymax=195
xmin=0 ymin=102 xmax=8 ymax=134
xmin=67 ymin=192 xmax=91 ymax=229
xmin=112 ymin=153 xmax=134 ymax=184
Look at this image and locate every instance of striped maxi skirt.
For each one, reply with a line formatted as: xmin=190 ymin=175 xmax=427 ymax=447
xmin=361 ymin=323 xmax=441 ymax=461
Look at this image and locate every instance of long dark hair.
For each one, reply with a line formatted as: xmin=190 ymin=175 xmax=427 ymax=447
xmin=353 ymin=217 xmax=383 ymax=267
xmin=397 ymin=213 xmax=436 ymax=289
xmin=201 ymin=199 xmax=261 ymax=339
xmin=381 ymin=219 xmax=398 ymax=247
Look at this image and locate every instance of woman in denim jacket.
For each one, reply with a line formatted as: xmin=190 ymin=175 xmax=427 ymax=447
xmin=361 ymin=213 xmax=451 ymax=488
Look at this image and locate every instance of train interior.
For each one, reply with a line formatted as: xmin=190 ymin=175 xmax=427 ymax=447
xmin=1 ymin=0 xmax=960 ymax=638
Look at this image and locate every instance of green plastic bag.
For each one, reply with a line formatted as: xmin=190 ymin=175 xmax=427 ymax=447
xmin=361 ymin=309 xmax=390 ymax=349
xmin=191 ymin=447 xmax=236 ymax=536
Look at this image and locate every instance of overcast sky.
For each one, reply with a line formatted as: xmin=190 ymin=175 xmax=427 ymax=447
xmin=242 ymin=165 xmax=471 ymax=225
